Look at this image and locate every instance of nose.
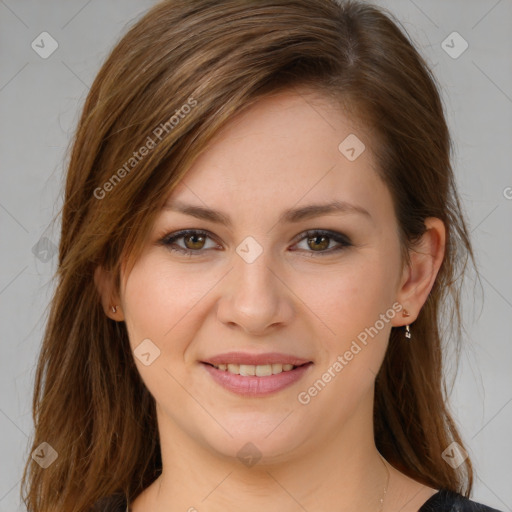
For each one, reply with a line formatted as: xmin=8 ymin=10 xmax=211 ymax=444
xmin=216 ymin=246 xmax=294 ymax=336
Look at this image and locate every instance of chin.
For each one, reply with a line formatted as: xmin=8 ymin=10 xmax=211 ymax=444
xmin=197 ymin=415 xmax=311 ymax=466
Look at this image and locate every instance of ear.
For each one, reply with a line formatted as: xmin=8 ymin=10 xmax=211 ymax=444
xmin=392 ymin=217 xmax=446 ymax=327
xmin=94 ymin=265 xmax=125 ymax=321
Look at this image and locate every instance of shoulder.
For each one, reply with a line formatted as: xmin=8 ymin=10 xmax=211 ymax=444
xmin=419 ymin=489 xmax=504 ymax=512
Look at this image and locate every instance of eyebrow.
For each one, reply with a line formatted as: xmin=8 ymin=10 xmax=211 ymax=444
xmin=162 ymin=199 xmax=372 ymax=227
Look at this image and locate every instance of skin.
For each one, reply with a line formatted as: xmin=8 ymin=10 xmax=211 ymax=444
xmin=95 ymin=88 xmax=445 ymax=512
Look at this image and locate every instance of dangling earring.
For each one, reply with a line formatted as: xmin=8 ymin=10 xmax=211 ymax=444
xmin=402 ymin=309 xmax=411 ymax=339
xmin=111 ymin=305 xmax=118 ymax=314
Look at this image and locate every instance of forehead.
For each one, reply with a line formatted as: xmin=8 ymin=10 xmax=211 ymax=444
xmin=163 ymin=89 xmax=392 ymax=227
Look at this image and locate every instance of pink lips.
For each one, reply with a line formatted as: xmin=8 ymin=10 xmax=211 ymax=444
xmin=201 ymin=351 xmax=313 ymax=397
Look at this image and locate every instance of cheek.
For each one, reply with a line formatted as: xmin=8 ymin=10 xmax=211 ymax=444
xmin=312 ymin=254 xmax=398 ymax=334
xmin=303 ymin=244 xmax=401 ymax=374
xmin=122 ymin=256 xmax=204 ymax=337
xmin=120 ymin=257 xmax=206 ymax=407
xmin=123 ymin=262 xmax=169 ymax=345
xmin=121 ymin=254 xmax=228 ymax=375
xmin=294 ymin=255 xmax=400 ymax=420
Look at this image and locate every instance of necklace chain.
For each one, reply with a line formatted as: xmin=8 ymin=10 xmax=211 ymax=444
xmin=378 ymin=454 xmax=391 ymax=512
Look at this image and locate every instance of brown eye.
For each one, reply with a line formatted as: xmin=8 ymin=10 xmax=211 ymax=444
xmin=160 ymin=229 xmax=218 ymax=256
xmin=293 ymin=229 xmax=352 ymax=256
xmin=307 ymin=234 xmax=330 ymax=251
xmin=183 ymin=233 xmax=207 ymax=250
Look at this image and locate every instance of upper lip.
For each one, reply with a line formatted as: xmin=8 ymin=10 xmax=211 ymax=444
xmin=202 ymin=352 xmax=312 ymax=366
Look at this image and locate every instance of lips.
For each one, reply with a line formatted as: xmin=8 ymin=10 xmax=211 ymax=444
xmin=200 ymin=352 xmax=313 ymax=397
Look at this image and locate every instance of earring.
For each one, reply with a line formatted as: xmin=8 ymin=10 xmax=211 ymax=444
xmin=402 ymin=309 xmax=411 ymax=339
xmin=111 ymin=305 xmax=117 ymax=313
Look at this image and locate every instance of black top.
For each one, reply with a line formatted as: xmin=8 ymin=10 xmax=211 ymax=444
xmin=92 ymin=488 xmax=504 ymax=511
xmin=418 ymin=489 xmax=503 ymax=511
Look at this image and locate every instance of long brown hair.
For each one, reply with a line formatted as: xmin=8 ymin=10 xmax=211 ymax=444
xmin=22 ymin=0 xmax=478 ymax=510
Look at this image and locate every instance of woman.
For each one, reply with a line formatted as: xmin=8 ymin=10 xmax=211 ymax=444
xmin=21 ymin=0 xmax=503 ymax=511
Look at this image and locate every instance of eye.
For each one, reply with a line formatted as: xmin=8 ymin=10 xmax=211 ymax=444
xmin=291 ymin=229 xmax=352 ymax=256
xmin=159 ymin=229 xmax=219 ymax=256
xmin=158 ymin=229 xmax=352 ymax=257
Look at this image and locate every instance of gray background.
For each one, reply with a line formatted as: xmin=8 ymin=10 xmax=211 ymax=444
xmin=0 ymin=0 xmax=511 ymax=510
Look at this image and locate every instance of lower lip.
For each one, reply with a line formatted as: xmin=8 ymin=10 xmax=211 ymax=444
xmin=202 ymin=362 xmax=313 ymax=397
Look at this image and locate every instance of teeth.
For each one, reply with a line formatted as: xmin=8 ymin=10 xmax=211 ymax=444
xmin=272 ymin=363 xmax=283 ymax=374
xmin=239 ymin=364 xmax=255 ymax=376
xmin=213 ymin=363 xmax=298 ymax=376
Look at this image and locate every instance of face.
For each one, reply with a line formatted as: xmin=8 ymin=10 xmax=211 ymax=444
xmin=116 ymin=89 xmax=408 ymax=464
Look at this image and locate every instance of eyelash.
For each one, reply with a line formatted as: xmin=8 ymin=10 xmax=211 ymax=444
xmin=158 ymin=229 xmax=352 ymax=257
